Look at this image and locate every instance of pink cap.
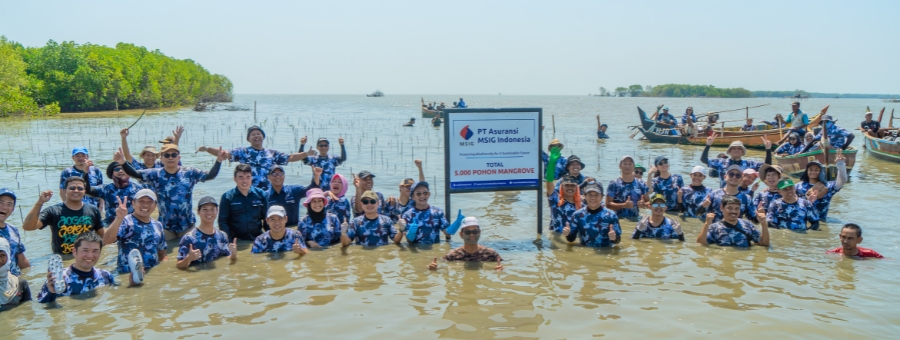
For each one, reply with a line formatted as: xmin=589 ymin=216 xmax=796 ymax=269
xmin=743 ymin=168 xmax=758 ymax=177
xmin=303 ymin=188 xmax=330 ymax=207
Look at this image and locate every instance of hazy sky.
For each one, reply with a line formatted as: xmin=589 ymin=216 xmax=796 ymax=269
xmin=2 ymin=1 xmax=897 ymax=95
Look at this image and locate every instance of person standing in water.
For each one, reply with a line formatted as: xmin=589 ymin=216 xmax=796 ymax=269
xmin=60 ymin=147 xmax=103 ymax=207
xmin=677 ymin=166 xmax=713 ymax=221
xmin=753 ymin=164 xmax=785 ymax=216
xmin=795 ymin=150 xmax=848 ymax=220
xmin=0 ymin=189 xmax=30 ymax=276
xmin=176 ymin=197 xmax=238 ymax=269
xmin=120 ymin=126 xmax=182 ymax=170
xmin=385 ymin=160 xmax=426 ymax=223
xmin=766 ymin=178 xmax=820 ymax=231
xmin=299 ymin=136 xmax=346 ymax=189
xmin=606 ymin=156 xmax=650 ymax=220
xmin=701 ymin=164 xmax=754 ymax=223
xmin=0 ymin=238 xmax=32 ymax=308
xmin=827 ymin=224 xmax=883 ymax=258
xmin=341 ymin=190 xmax=402 ymax=247
xmin=251 ymin=205 xmax=308 ymax=256
xmin=324 ymin=173 xmax=352 ymax=224
xmin=562 ymin=182 xmax=621 ymax=247
xmin=298 ymin=189 xmax=342 ymax=249
xmin=265 ymin=165 xmax=321 ymax=228
xmin=541 ymin=138 xmax=569 ymax=181
xmin=701 ymin=136 xmax=772 ymax=188
xmin=545 ymin=175 xmax=582 ymax=233
xmin=37 ymin=232 xmax=122 ymax=303
xmin=698 ymin=197 xmax=770 ymax=247
xmin=648 ymin=155 xmax=684 ymax=212
xmin=102 ymin=190 xmax=166 ymax=276
xmin=83 ymin=160 xmax=147 ymax=227
xmin=398 ymin=182 xmax=451 ymax=244
xmin=428 ymin=217 xmax=502 ymax=271
xmin=632 ymin=193 xmax=684 ymax=241
xmin=596 ymin=115 xmax=610 ymax=139
xmin=23 ymin=177 xmax=105 ymax=255
xmin=219 ymin=164 xmax=269 ymax=241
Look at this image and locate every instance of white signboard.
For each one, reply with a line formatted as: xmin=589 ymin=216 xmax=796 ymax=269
xmin=446 ymin=111 xmax=541 ymax=192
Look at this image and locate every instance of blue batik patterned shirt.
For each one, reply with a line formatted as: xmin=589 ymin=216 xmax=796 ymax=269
xmin=350 ymin=192 xmax=388 ymax=217
xmin=0 ymin=223 xmax=25 ymax=276
xmin=547 ymin=189 xmax=581 ymax=232
xmin=814 ymin=123 xmax=853 ymax=149
xmin=60 ymin=166 xmax=103 ymax=206
xmin=606 ymin=178 xmax=649 ymax=218
xmin=229 ymin=146 xmax=290 ymax=190
xmin=302 ymin=155 xmax=344 ymax=189
xmin=652 ymin=174 xmax=685 ymax=211
xmin=251 ymin=229 xmax=306 ymax=253
xmin=776 ymin=143 xmax=805 ymax=156
xmin=89 ymin=182 xmax=147 ymax=226
xmin=795 ymin=181 xmax=840 ymax=220
xmin=130 ymin=159 xmax=165 ymax=171
xmin=597 ymin=131 xmax=610 ymax=139
xmin=401 ymin=205 xmax=449 ymax=245
xmin=37 ymin=266 xmax=117 ymax=303
xmin=541 ymin=152 xmax=569 ymax=180
xmin=569 ymin=207 xmax=621 ymax=247
xmin=752 ymin=190 xmax=781 ymax=215
xmin=766 ymin=198 xmax=820 ymax=230
xmin=706 ymin=220 xmax=760 ymax=247
xmin=176 ymin=228 xmax=232 ymax=264
xmin=680 ymin=185 xmax=711 ymax=219
xmin=326 ymin=195 xmax=352 ymax=224
xmin=632 ymin=216 xmax=683 ymax=240
xmin=137 ymin=167 xmax=212 ymax=233
xmin=706 ymin=158 xmax=763 ymax=188
xmin=708 ymin=189 xmax=753 ymax=223
xmin=384 ymin=198 xmax=415 ymax=223
xmin=347 ymin=214 xmax=397 ymax=246
xmin=298 ymin=214 xmax=341 ymax=246
xmin=115 ymin=215 xmax=166 ymax=273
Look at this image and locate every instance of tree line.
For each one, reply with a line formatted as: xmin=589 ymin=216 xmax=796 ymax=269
xmin=0 ymin=36 xmax=232 ymax=117
xmin=595 ymin=84 xmax=752 ymax=98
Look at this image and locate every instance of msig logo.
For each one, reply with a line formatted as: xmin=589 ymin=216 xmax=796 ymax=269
xmin=459 ymin=125 xmax=474 ymax=140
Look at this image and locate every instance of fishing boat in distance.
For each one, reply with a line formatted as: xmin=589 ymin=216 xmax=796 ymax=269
xmin=862 ymin=133 xmax=900 ymax=163
xmin=367 ymin=90 xmax=384 ymax=97
xmin=775 ymin=148 xmax=858 ymax=180
xmin=636 ymin=105 xmax=827 ymax=136
xmin=421 ymin=97 xmax=442 ymax=118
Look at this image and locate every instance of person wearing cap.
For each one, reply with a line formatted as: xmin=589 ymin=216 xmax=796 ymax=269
xmin=59 ymin=146 xmax=103 ymax=207
xmin=782 ymin=101 xmax=809 ymax=142
xmin=399 ymin=181 xmax=451 ymax=244
xmin=741 ymin=118 xmax=757 ymax=132
xmin=795 ymin=150 xmax=848 ymax=220
xmin=766 ymin=177 xmax=820 ymax=231
xmin=738 ymin=168 xmax=759 ymax=197
xmin=176 ymin=197 xmax=238 ymax=269
xmin=606 ymin=155 xmax=650 ymax=219
xmin=698 ymin=195 xmax=769 ymax=247
xmin=633 ymin=193 xmax=684 ymax=241
xmin=860 ymin=111 xmax=881 ymax=138
xmin=775 ymin=132 xmax=806 ymax=156
xmin=219 ymin=164 xmax=269 ymax=241
xmin=701 ymin=164 xmax=754 ymax=224
xmin=251 ymin=205 xmax=308 ymax=255
xmin=37 ymin=232 xmax=118 ymax=303
xmin=554 ymin=155 xmax=587 ymax=191
xmin=0 ymin=189 xmax=30 ymax=276
xmin=654 ymin=106 xmax=678 ymax=135
xmin=648 ymin=155 xmax=684 ymax=212
xmin=701 ymin=134 xmax=772 ymax=188
xmin=827 ymin=224 xmax=883 ymax=258
xmin=596 ymin=114 xmax=610 ymax=139
xmin=299 ymin=136 xmax=347 ymax=189
xmin=298 ymin=188 xmax=342 ymax=248
xmin=563 ymin=180 xmax=621 ymax=247
xmin=385 ymin=160 xmax=426 ymax=223
xmin=677 ymin=166 xmax=713 ymax=220
xmin=808 ymin=115 xmax=854 ymax=151
xmin=102 ymin=189 xmax=166 ymax=277
xmin=83 ymin=159 xmax=147 ymax=227
xmin=324 ymin=173 xmax=353 ymax=224
xmin=119 ymin=144 xmax=226 ymax=240
xmin=351 ymin=170 xmax=388 ymax=217
xmin=633 ymin=163 xmax=647 ymax=184
xmin=541 ymin=137 xmax=569 ymax=181
xmin=201 ymin=125 xmax=318 ymax=190
xmin=545 ymin=175 xmax=583 ymax=233
xmin=120 ymin=126 xmax=183 ymax=170
xmin=266 ymin=165 xmax=321 ymax=228
xmin=752 ymin=164 xmax=784 ymax=217
xmin=342 ymin=190 xmax=401 ymax=247
xmin=23 ymin=177 xmax=104 ymax=254
xmin=0 ymin=238 xmax=32 ymax=308
xmin=428 ymin=217 xmax=503 ymax=271
xmin=681 ymin=107 xmax=697 ymax=126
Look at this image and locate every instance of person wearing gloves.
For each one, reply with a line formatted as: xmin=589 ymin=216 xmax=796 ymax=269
xmin=298 ymin=189 xmax=342 ymax=248
xmin=0 ymin=238 xmax=31 ymax=309
xmin=677 ymin=166 xmax=713 ymax=220
xmin=399 ymin=181 xmax=450 ymax=245
xmin=541 ymin=138 xmax=568 ymax=181
xmin=562 ymin=182 xmax=621 ymax=248
xmin=251 ymin=205 xmax=308 ymax=255
xmin=633 ymin=193 xmax=685 ymax=241
xmin=428 ymin=217 xmax=503 ymax=271
xmin=794 ymin=150 xmax=848 ymax=220
xmin=299 ymin=136 xmax=347 ymax=189
xmin=341 ymin=191 xmax=401 ymax=247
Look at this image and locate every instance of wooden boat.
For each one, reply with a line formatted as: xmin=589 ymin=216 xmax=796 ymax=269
xmin=366 ymin=90 xmax=384 ymax=97
xmin=774 ymin=147 xmax=858 ymax=180
xmin=637 ymin=105 xmax=827 ymax=136
xmin=862 ymin=133 xmax=900 ymax=163
xmin=636 ymin=126 xmax=779 ymax=149
xmin=421 ymin=97 xmax=442 ymax=118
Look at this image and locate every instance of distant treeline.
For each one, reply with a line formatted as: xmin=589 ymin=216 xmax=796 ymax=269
xmin=596 ymin=84 xmax=896 ymax=99
xmin=0 ymin=36 xmax=232 ymax=117
xmin=752 ymin=90 xmax=898 ymax=99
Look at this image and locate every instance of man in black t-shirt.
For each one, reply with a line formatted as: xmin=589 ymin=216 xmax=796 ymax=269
xmin=861 ymin=111 xmax=880 ymax=137
xmin=22 ymin=177 xmax=104 ymax=255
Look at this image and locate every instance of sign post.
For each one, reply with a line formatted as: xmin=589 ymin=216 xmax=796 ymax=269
xmin=443 ymin=108 xmax=544 ymax=233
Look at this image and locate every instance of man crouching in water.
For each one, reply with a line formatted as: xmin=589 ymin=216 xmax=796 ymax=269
xmin=428 ymin=217 xmax=503 ymax=271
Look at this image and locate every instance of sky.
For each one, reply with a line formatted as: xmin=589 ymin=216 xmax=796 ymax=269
xmin=1 ymin=0 xmax=898 ymax=95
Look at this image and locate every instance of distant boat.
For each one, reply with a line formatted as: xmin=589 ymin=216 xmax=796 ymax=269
xmin=367 ymin=90 xmax=384 ymax=97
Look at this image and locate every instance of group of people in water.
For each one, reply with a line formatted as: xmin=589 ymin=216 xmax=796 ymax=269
xmin=0 ymin=102 xmax=884 ymax=310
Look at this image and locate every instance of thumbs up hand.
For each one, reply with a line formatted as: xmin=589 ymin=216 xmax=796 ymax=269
xmin=562 ymin=222 xmax=571 ymax=237
xmin=292 ymin=237 xmax=305 ymax=255
xmin=428 ymin=257 xmax=438 ymax=271
xmin=340 ymin=218 xmax=349 ymax=235
xmin=623 ymin=196 xmax=634 ymax=209
xmin=188 ymin=244 xmax=202 ymax=261
xmin=228 ymin=238 xmax=238 ymax=254
xmin=608 ymin=228 xmax=617 ymax=242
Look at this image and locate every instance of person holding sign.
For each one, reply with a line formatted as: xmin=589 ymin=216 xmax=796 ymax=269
xmin=251 ymin=205 xmax=308 ymax=255
xmin=545 ymin=175 xmax=583 ymax=233
xmin=562 ymin=181 xmax=621 ymax=247
xmin=606 ymin=156 xmax=650 ymax=220
xmin=428 ymin=217 xmax=503 ymax=271
xmin=399 ymin=182 xmax=450 ymax=244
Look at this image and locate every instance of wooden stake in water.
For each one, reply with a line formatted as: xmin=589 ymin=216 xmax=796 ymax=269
xmin=254 ymin=101 xmax=257 ymax=122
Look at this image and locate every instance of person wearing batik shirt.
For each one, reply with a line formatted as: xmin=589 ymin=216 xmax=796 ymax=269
xmin=563 ymin=182 xmax=621 ymax=247
xmin=701 ymin=136 xmax=772 ymax=188
xmin=176 ymin=197 xmax=237 ymax=269
xmin=399 ymin=182 xmax=450 ymax=245
xmin=809 ymin=115 xmax=855 ymax=151
xmin=300 ymin=136 xmax=347 ymax=189
xmin=702 ymin=164 xmax=754 ymax=223
xmin=541 ymin=138 xmax=569 ymax=181
xmin=766 ymin=178 xmax=820 ymax=231
xmin=775 ymin=132 xmax=805 ymax=156
xmin=545 ymin=175 xmax=583 ymax=233
xmin=103 ymin=190 xmax=166 ymax=274
xmin=596 ymin=115 xmax=610 ymax=139
xmin=38 ymin=232 xmax=121 ymax=303
xmin=802 ymin=132 xmax=821 ymax=152
xmin=341 ymin=192 xmax=402 ymax=247
xmin=59 ymin=147 xmax=103 ymax=207
xmin=385 ymin=160 xmax=426 ymax=222
xmin=827 ymin=224 xmax=884 ymax=258
xmin=737 ymin=168 xmax=759 ymax=197
xmin=795 ymin=152 xmax=848 ymax=220
xmin=0 ymin=189 xmax=30 ymax=276
xmin=741 ymin=118 xmax=757 ymax=131
xmin=298 ymin=189 xmax=341 ymax=248
xmin=753 ymin=164 xmax=784 ymax=216
xmin=698 ymin=196 xmax=770 ymax=248
xmin=324 ymin=174 xmax=353 ymax=224
xmin=678 ymin=166 xmax=712 ymax=221
xmin=655 ymin=106 xmax=678 ymax=135
xmin=633 ymin=193 xmax=684 ymax=241
xmin=266 ymin=165 xmax=320 ymax=228
xmin=120 ymin=126 xmax=183 ymax=170
xmin=553 ymin=155 xmax=588 ymax=192
xmin=121 ymin=144 xmax=224 ymax=240
xmin=649 ymin=155 xmax=684 ymax=212
xmin=350 ymin=170 xmax=387 ymax=218
xmin=606 ymin=155 xmax=650 ymax=219
xmin=252 ymin=205 xmax=308 ymax=255
xmin=428 ymin=217 xmax=503 ymax=271
xmin=1 ymin=238 xmax=32 ymax=308
xmin=84 ymin=161 xmax=146 ymax=227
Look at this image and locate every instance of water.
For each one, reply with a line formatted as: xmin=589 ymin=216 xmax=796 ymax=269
xmin=1 ymin=95 xmax=898 ymax=338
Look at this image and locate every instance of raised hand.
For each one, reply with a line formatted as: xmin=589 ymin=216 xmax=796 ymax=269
xmin=761 ymin=136 xmax=772 ymax=150
xmin=386 ymin=196 xmax=398 ymax=205
xmin=173 ymin=126 xmax=185 ymax=140
xmin=414 ymin=159 xmax=422 ymax=168
xmin=120 ymin=128 xmax=129 ymax=138
xmin=38 ymin=190 xmax=53 ymax=203
xmin=353 ymin=174 xmax=362 ymax=188
xmin=216 ymin=146 xmax=228 ymax=162
xmin=114 ymin=147 xmax=126 ymax=164
xmin=751 ymin=180 xmax=760 ymax=192
xmin=187 ymin=244 xmax=202 ymax=261
xmin=326 ymin=191 xmax=338 ymax=201
xmin=706 ymin=133 xmax=717 ymax=146
xmin=338 ymin=136 xmax=344 ymax=145
xmin=608 ymin=228 xmax=617 ymax=242
xmin=835 ymin=149 xmax=845 ymax=162
xmin=677 ymin=187 xmax=684 ymax=201
xmin=495 ymin=259 xmax=503 ymax=271
xmin=292 ymin=238 xmax=304 ymax=254
xmin=637 ymin=197 xmax=650 ymax=209
xmin=806 ymin=189 xmax=820 ymax=203
xmin=115 ymin=196 xmax=128 ymax=219
xmin=755 ymin=202 xmax=766 ymax=220
xmin=313 ymin=166 xmax=324 ymax=177
xmin=228 ymin=238 xmax=238 ymax=255
xmin=562 ymin=222 xmax=571 ymax=237
xmin=300 ymin=136 xmax=308 ymax=145
xmin=306 ymin=149 xmax=318 ymax=157
xmin=428 ymin=257 xmax=438 ymax=271
xmin=672 ymin=221 xmax=683 ymax=235
xmin=701 ymin=196 xmax=712 ymax=208
xmin=397 ymin=219 xmax=407 ymax=232
xmin=85 ymin=159 xmax=94 ymax=169
xmin=705 ymin=212 xmax=717 ymax=223
xmin=46 ymin=272 xmax=59 ymax=294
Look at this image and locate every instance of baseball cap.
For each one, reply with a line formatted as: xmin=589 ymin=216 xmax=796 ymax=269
xmin=358 ymin=170 xmax=375 ymax=179
xmin=742 ymin=169 xmax=758 ymax=177
xmin=270 ymin=164 xmax=285 ymax=173
xmin=71 ymin=147 xmax=89 ymax=156
xmin=560 ymin=175 xmax=579 ymax=185
xmin=399 ymin=178 xmax=415 ymax=186
xmin=650 ymin=192 xmax=666 ymax=203
xmin=140 ymin=145 xmax=159 ymax=156
xmin=620 ymin=155 xmax=635 ymax=165
xmin=160 ymin=144 xmax=179 ymax=153
xmin=267 ymin=205 xmax=287 ymax=218
xmin=411 ymin=181 xmax=429 ymax=193
xmin=316 ymin=137 xmax=329 ymax=144
xmin=725 ymin=164 xmax=743 ymax=173
xmin=247 ymin=125 xmax=266 ymax=139
xmin=134 ymin=189 xmax=157 ymax=202
xmin=361 ymin=190 xmax=379 ymax=201
xmin=461 ymin=216 xmax=479 ymax=228
xmin=654 ymin=155 xmax=668 ymax=166
xmin=198 ymin=196 xmax=218 ymax=208
xmin=690 ymin=165 xmax=706 ymax=174
xmin=777 ymin=178 xmax=796 ymax=190
xmin=0 ymin=188 xmax=16 ymax=203
xmin=634 ymin=163 xmax=647 ymax=172
xmin=582 ymin=182 xmax=604 ymax=195
xmin=865 ymin=111 xmax=873 ymax=116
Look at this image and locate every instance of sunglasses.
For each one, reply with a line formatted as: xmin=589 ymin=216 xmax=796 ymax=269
xmin=634 ymin=171 xmax=644 ymax=176
xmin=462 ymin=229 xmax=480 ymax=235
xmin=162 ymin=152 xmax=179 ymax=158
xmin=317 ymin=144 xmax=329 ymax=147
xmin=113 ymin=167 xmax=123 ymax=172
xmin=361 ymin=198 xmax=378 ymax=205
xmin=414 ymin=191 xmax=430 ymax=197
xmin=67 ymin=186 xmax=85 ymax=191
xmin=651 ymin=203 xmax=666 ymax=208
xmin=789 ymin=137 xmax=797 ymax=140
xmin=656 ymin=161 xmax=668 ymax=166
xmin=727 ymin=172 xmax=742 ymax=178
xmin=269 ymin=172 xmax=285 ymax=177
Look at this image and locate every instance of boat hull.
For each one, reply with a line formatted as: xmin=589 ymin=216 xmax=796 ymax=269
xmin=774 ymin=148 xmax=857 ymax=180
xmin=637 ymin=127 xmax=783 ymax=149
xmin=863 ymin=134 xmax=900 ymax=163
xmin=637 ymin=105 xmax=827 ymax=137
xmin=422 ymin=108 xmax=440 ymax=118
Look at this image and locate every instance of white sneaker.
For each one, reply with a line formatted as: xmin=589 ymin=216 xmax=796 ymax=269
xmin=48 ymin=254 xmax=66 ymax=293
xmin=128 ymin=249 xmax=144 ymax=284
